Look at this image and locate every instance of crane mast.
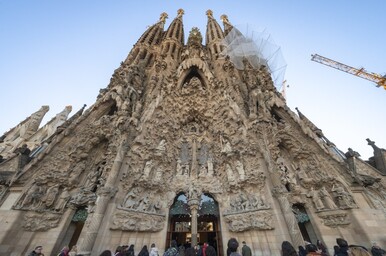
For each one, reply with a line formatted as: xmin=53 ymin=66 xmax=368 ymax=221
xmin=311 ymin=54 xmax=386 ymax=90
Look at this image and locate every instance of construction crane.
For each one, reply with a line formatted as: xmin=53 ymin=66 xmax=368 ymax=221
xmin=311 ymin=54 xmax=386 ymax=90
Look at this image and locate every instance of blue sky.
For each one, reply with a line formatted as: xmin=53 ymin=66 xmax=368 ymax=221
xmin=1 ymin=1 xmax=385 ymax=160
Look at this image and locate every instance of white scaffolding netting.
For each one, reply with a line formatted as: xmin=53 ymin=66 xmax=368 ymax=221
xmin=221 ymin=25 xmax=287 ymax=90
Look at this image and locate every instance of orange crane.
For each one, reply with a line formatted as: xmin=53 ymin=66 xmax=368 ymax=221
xmin=311 ymin=54 xmax=386 ymax=90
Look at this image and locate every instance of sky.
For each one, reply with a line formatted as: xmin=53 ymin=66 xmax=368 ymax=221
xmin=1 ymin=1 xmax=385 ymax=160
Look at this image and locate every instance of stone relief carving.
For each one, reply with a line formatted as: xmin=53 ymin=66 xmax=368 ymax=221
xmin=120 ymin=187 xmax=165 ymax=215
xmin=224 ymin=210 xmax=273 ymax=232
xmin=22 ymin=211 xmax=61 ymax=231
xmin=307 ymin=187 xmax=325 ymax=211
xmin=319 ymin=186 xmax=338 ymax=210
xmin=225 ymin=189 xmax=270 ymax=215
xmin=317 ymin=210 xmax=350 ymax=227
xmin=69 ymin=188 xmax=97 ymax=208
xmin=331 ymin=181 xmax=357 ymax=209
xmin=111 ymin=209 xmax=166 ymax=231
xmin=55 ymin=187 xmax=71 ymax=212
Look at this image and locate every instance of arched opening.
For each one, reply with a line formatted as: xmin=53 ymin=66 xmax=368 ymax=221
xmin=57 ymin=207 xmax=87 ymax=252
xmin=167 ymin=193 xmax=223 ymax=255
xmin=292 ymin=204 xmax=317 ymax=244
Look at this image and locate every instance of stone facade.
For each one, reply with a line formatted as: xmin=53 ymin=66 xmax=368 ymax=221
xmin=0 ymin=9 xmax=385 ymax=256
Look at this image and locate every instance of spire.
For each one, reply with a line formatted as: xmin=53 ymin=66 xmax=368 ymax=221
xmin=220 ymin=14 xmax=234 ymax=36
xmin=205 ymin=10 xmax=224 ymax=60
xmin=161 ymin=9 xmax=185 ymax=60
xmin=164 ymin=9 xmax=184 ymax=44
xmin=205 ymin=10 xmax=224 ymax=44
xmin=136 ymin=12 xmax=167 ymax=45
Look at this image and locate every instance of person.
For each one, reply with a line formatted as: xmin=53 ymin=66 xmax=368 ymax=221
xmin=371 ymin=242 xmax=386 ymax=256
xmin=241 ymin=241 xmax=252 ymax=256
xmin=205 ymin=246 xmax=216 ymax=256
xmin=305 ymin=244 xmax=321 ymax=255
xmin=197 ymin=244 xmax=203 ymax=256
xmin=281 ymin=241 xmax=298 ymax=256
xmin=333 ymin=246 xmax=340 ymax=256
xmin=69 ymin=245 xmax=78 ymax=256
xmin=316 ymin=240 xmax=328 ymax=256
xmin=126 ymin=244 xmax=135 ymax=256
xmin=202 ymin=243 xmax=208 ymax=256
xmin=58 ymin=246 xmax=70 ymax=256
xmin=179 ymin=245 xmax=186 ymax=256
xmin=185 ymin=247 xmax=195 ymax=256
xmin=150 ymin=243 xmax=159 ymax=256
xmin=298 ymin=246 xmax=307 ymax=256
xmin=28 ymin=245 xmax=44 ymax=256
xmin=115 ymin=245 xmax=125 ymax=256
xmin=163 ymin=240 xmax=179 ymax=256
xmin=335 ymin=238 xmax=349 ymax=256
xmin=227 ymin=238 xmax=241 ymax=256
xmin=138 ymin=245 xmax=149 ymax=256
xmin=100 ymin=250 xmax=113 ymax=256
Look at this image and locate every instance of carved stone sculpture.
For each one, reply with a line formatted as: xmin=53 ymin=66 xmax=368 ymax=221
xmin=331 ymin=182 xmax=356 ymax=209
xmin=307 ymin=187 xmax=325 ymax=211
xmin=224 ymin=211 xmax=273 ymax=232
xmin=22 ymin=212 xmax=61 ymax=231
xmin=319 ymin=186 xmax=337 ymax=210
xmin=111 ymin=209 xmax=166 ymax=231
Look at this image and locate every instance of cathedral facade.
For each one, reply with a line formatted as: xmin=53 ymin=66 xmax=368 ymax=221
xmin=0 ymin=10 xmax=385 ymax=256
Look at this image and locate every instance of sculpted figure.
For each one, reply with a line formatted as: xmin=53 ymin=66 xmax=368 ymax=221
xmin=181 ymin=162 xmax=190 ymax=176
xmin=21 ymin=183 xmax=42 ymax=209
xmin=43 ymin=184 xmax=59 ymax=208
xmin=155 ymin=139 xmax=167 ymax=155
xmin=331 ymin=182 xmax=354 ymax=208
xmin=235 ymin=160 xmax=245 ymax=181
xmin=188 ymin=185 xmax=201 ymax=201
xmin=198 ymin=164 xmax=207 ymax=177
xmin=320 ymin=186 xmax=337 ymax=210
xmin=207 ymin=157 xmax=214 ymax=176
xmin=154 ymin=167 xmax=163 ymax=182
xmin=69 ymin=161 xmax=86 ymax=185
xmin=226 ymin=164 xmax=236 ymax=185
xmin=123 ymin=187 xmax=141 ymax=209
xmin=176 ymin=159 xmax=182 ymax=176
xmin=307 ymin=187 xmax=324 ymax=211
xmin=137 ymin=196 xmax=150 ymax=211
xmin=220 ymin=136 xmax=233 ymax=155
xmin=142 ymin=160 xmax=153 ymax=180
xmin=55 ymin=188 xmax=71 ymax=211
xmin=83 ymin=169 xmax=100 ymax=192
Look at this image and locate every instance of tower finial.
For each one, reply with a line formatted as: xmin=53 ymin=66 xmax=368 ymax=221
xmin=159 ymin=12 xmax=168 ymax=24
xmin=220 ymin=14 xmax=231 ymax=25
xmin=206 ymin=9 xmax=213 ymax=19
xmin=177 ymin=9 xmax=184 ymax=18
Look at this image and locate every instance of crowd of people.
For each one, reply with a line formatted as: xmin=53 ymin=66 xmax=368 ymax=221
xmin=281 ymin=238 xmax=386 ymax=256
xmin=27 ymin=238 xmax=385 ymax=256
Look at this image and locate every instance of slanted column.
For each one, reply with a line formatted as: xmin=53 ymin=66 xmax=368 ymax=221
xmin=187 ymin=185 xmax=201 ymax=247
xmin=77 ymin=136 xmax=129 ymax=255
xmin=270 ymin=167 xmax=304 ymax=248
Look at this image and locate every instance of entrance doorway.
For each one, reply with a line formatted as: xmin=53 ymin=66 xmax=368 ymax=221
xmin=293 ymin=204 xmax=317 ymax=243
xmin=167 ymin=193 xmax=223 ymax=256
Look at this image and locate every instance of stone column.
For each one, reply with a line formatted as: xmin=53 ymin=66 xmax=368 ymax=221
xmin=77 ymin=136 xmax=129 ymax=255
xmin=187 ymin=185 xmax=200 ymax=247
xmin=190 ymin=204 xmax=199 ymax=246
xmin=270 ymin=167 xmax=304 ymax=248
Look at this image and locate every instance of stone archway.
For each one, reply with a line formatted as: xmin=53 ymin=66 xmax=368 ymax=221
xmin=166 ymin=193 xmax=223 ymax=255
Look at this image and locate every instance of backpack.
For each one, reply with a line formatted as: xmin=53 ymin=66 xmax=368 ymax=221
xmin=163 ymin=247 xmax=179 ymax=256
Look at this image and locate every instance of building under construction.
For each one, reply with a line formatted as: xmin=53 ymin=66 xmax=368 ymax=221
xmin=0 ymin=9 xmax=385 ymax=256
